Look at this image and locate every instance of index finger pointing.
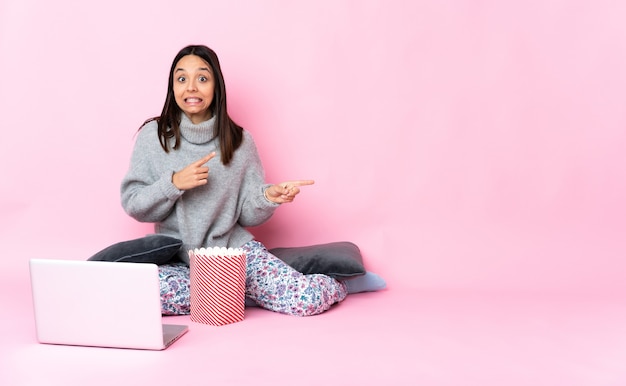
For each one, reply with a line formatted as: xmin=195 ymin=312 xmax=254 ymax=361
xmin=195 ymin=152 xmax=216 ymax=166
xmin=284 ymin=180 xmax=315 ymax=187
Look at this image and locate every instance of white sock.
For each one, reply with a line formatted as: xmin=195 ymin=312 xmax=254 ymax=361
xmin=344 ymin=272 xmax=386 ymax=294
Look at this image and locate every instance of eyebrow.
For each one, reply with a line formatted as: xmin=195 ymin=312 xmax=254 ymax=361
xmin=175 ymin=67 xmax=212 ymax=73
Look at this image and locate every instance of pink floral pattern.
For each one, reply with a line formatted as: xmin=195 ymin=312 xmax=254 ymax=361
xmin=158 ymin=240 xmax=347 ymax=316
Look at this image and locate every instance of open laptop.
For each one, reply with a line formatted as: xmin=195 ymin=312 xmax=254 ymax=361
xmin=29 ymin=259 xmax=188 ymax=350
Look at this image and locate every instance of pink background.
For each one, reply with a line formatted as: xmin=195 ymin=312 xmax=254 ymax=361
xmin=2 ymin=0 xmax=625 ymax=295
xmin=2 ymin=1 xmax=626 ymax=384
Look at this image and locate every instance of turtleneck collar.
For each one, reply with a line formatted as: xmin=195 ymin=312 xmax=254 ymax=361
xmin=179 ymin=113 xmax=217 ymax=144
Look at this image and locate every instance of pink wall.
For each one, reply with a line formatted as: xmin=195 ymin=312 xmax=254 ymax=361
xmin=1 ymin=1 xmax=625 ymax=294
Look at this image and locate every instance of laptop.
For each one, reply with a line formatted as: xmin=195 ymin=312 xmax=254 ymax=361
xmin=29 ymin=259 xmax=188 ymax=350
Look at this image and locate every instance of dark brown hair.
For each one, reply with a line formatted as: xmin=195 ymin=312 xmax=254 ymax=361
xmin=143 ymin=45 xmax=243 ymax=165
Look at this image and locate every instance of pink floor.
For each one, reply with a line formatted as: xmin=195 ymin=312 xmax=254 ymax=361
xmin=2 ymin=268 xmax=626 ymax=386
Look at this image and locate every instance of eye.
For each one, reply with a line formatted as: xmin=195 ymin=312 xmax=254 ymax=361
xmin=177 ymin=76 xmax=186 ymax=82
xmin=199 ymin=75 xmax=208 ymax=82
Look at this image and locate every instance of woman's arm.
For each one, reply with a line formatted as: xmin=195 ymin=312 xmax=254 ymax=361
xmin=120 ymin=125 xmax=184 ymax=223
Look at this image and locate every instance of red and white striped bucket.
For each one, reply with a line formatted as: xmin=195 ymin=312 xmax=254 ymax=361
xmin=189 ymin=247 xmax=246 ymax=326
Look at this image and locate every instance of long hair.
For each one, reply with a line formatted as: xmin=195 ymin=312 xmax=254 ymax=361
xmin=144 ymin=45 xmax=243 ymax=165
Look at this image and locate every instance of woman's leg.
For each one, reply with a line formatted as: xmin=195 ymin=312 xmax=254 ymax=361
xmin=158 ymin=263 xmax=258 ymax=315
xmin=242 ymin=240 xmax=348 ymax=316
xmin=158 ymin=262 xmax=191 ymax=315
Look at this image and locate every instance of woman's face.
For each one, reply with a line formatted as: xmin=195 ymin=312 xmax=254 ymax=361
xmin=173 ymin=54 xmax=215 ymax=124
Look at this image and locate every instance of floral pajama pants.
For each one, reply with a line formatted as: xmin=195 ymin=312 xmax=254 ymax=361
xmin=158 ymin=240 xmax=347 ymax=317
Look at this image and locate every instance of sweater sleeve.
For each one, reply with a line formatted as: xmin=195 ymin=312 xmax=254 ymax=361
xmin=237 ymin=133 xmax=279 ymax=227
xmin=120 ymin=125 xmax=184 ymax=223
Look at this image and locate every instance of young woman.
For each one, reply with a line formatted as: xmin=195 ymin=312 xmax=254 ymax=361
xmin=121 ymin=45 xmax=348 ymax=316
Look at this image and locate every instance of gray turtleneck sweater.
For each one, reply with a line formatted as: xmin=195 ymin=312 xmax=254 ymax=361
xmin=121 ymin=114 xmax=279 ymax=263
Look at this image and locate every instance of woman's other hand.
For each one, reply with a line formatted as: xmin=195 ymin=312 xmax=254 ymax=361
xmin=264 ymin=180 xmax=314 ymax=204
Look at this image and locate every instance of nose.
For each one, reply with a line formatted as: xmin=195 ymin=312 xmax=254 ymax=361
xmin=187 ymin=79 xmax=198 ymax=92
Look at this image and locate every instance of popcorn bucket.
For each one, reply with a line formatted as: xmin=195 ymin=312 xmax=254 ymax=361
xmin=189 ymin=247 xmax=247 ymax=326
